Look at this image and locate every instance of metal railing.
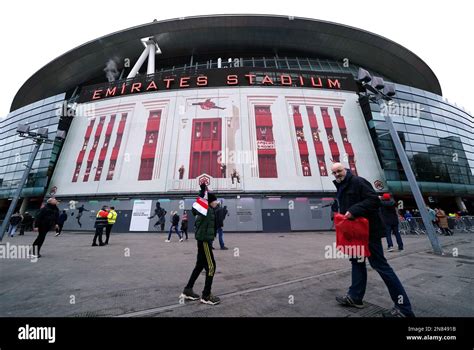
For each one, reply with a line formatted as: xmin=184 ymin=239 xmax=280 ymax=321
xmin=398 ymin=216 xmax=474 ymax=235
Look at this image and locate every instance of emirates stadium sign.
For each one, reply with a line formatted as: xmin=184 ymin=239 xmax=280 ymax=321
xmin=79 ymin=67 xmax=358 ymax=103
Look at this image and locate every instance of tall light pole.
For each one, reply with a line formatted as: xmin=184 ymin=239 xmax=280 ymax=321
xmin=357 ymin=68 xmax=443 ymax=255
xmin=0 ymin=125 xmax=65 ymax=242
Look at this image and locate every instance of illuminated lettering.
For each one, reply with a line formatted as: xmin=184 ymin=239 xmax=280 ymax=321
xmin=180 ymin=77 xmax=190 ymax=88
xmin=197 ymin=76 xmax=208 ymax=86
xmin=227 ymin=75 xmax=238 ymax=85
xmin=105 ymin=87 xmax=117 ymax=97
xmin=261 ymin=75 xmax=274 ymax=85
xmin=164 ymin=78 xmax=175 ymax=89
xmin=92 ymin=90 xmax=102 ymax=100
xmin=131 ymin=83 xmax=142 ymax=93
xmin=146 ymin=81 xmax=158 ymax=91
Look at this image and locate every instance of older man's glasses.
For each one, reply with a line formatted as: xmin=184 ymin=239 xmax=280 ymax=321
xmin=331 ymin=169 xmax=344 ymax=175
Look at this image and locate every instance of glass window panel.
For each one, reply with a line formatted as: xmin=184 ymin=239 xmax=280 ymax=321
xmin=287 ymin=58 xmax=300 ymax=69
xmin=277 ymin=59 xmax=288 ymax=69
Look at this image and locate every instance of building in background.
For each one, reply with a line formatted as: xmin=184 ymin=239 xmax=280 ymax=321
xmin=1 ymin=15 xmax=473 ymax=232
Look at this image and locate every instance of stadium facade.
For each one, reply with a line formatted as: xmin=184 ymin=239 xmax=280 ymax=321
xmin=1 ymin=15 xmax=473 ymax=232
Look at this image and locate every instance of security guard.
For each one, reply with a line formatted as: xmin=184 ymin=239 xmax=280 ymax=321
xmin=93 ymin=206 xmax=109 ymax=246
xmin=105 ymin=206 xmax=117 ymax=245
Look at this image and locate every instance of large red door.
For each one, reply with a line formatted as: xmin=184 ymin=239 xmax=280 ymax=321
xmin=255 ymin=106 xmax=278 ymax=178
xmin=138 ymin=110 xmax=162 ymax=180
xmin=189 ymin=118 xmax=222 ymax=178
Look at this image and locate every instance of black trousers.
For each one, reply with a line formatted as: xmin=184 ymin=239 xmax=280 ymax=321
xmin=181 ymin=227 xmax=188 ymax=239
xmin=105 ymin=224 xmax=113 ymax=243
xmin=32 ymin=227 xmax=49 ymax=255
xmin=154 ymin=220 xmax=165 ymax=231
xmin=55 ymin=224 xmax=64 ymax=235
xmin=93 ymin=226 xmax=105 ymax=244
xmin=185 ymin=240 xmax=216 ymax=297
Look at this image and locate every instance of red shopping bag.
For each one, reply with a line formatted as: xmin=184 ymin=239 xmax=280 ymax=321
xmin=334 ymin=213 xmax=371 ymax=258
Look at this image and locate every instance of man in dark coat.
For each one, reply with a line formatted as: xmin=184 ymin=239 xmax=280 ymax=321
xmin=180 ymin=184 xmax=220 ymax=305
xmin=32 ymin=198 xmax=60 ymax=257
xmin=380 ymin=193 xmax=404 ymax=251
xmin=19 ymin=212 xmax=34 ymax=235
xmin=166 ymin=211 xmax=182 ymax=242
xmin=330 ymin=163 xmax=414 ymax=317
xmin=215 ymin=203 xmax=229 ymax=250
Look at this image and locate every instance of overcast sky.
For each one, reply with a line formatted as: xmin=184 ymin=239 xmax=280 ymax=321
xmin=0 ymin=0 xmax=472 ymax=117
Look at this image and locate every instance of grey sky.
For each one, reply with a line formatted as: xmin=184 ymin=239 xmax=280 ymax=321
xmin=0 ymin=0 xmax=472 ymax=116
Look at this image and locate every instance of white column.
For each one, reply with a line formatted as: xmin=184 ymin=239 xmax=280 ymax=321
xmin=147 ymin=43 xmax=155 ymax=75
xmin=455 ymin=196 xmax=467 ymax=211
xmin=127 ymin=46 xmax=151 ymax=79
xmin=19 ymin=197 xmax=29 ymax=214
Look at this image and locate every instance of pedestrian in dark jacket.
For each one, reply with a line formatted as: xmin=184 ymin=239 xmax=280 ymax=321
xmin=330 ymin=163 xmax=414 ymax=317
xmin=180 ymin=184 xmax=220 ymax=305
xmin=180 ymin=211 xmax=189 ymax=240
xmin=55 ymin=210 xmax=68 ymax=237
xmin=215 ymin=203 xmax=229 ymax=250
xmin=19 ymin=212 xmax=33 ymax=235
xmin=8 ymin=212 xmax=23 ymax=237
xmin=380 ymin=193 xmax=404 ymax=251
xmin=31 ymin=198 xmax=60 ymax=257
xmin=166 ymin=211 xmax=182 ymax=242
xmin=92 ymin=206 xmax=108 ymax=246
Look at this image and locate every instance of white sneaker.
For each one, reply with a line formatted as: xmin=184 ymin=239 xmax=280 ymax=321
xmin=387 ymin=247 xmax=394 ymax=252
xmin=179 ymin=238 xmax=184 ymax=242
xmin=165 ymin=240 xmax=171 ymax=243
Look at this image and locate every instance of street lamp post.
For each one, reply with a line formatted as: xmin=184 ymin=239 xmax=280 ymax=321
xmin=357 ymin=68 xmax=443 ymax=255
xmin=0 ymin=126 xmax=65 ymax=242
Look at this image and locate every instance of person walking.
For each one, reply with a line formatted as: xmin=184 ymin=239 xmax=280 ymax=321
xmin=215 ymin=203 xmax=229 ymax=250
xmin=330 ymin=162 xmax=415 ymax=317
xmin=180 ymin=184 xmax=221 ymax=305
xmin=166 ymin=211 xmax=183 ymax=242
xmin=436 ymin=208 xmax=453 ymax=236
xmin=19 ymin=212 xmax=33 ymax=235
xmin=180 ymin=210 xmax=189 ymax=240
xmin=31 ymin=198 xmax=60 ymax=258
xmin=54 ymin=210 xmax=68 ymax=236
xmin=380 ymin=193 xmax=404 ymax=252
xmin=7 ymin=212 xmax=23 ymax=237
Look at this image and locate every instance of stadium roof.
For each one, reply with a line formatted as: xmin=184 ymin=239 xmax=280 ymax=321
xmin=11 ymin=14 xmax=442 ymax=111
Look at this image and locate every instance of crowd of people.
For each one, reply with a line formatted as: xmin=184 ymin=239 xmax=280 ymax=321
xmin=2 ymin=162 xmax=471 ymax=314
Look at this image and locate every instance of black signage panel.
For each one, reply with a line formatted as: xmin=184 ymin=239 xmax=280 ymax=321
xmin=79 ymin=67 xmax=358 ymax=103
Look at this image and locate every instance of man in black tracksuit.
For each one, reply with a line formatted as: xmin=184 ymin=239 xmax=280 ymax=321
xmin=180 ymin=184 xmax=220 ymax=305
xmin=32 ymin=198 xmax=60 ymax=257
xmin=331 ymin=163 xmax=415 ymax=317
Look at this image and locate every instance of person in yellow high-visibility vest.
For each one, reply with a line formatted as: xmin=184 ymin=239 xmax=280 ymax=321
xmin=105 ymin=206 xmax=117 ymax=245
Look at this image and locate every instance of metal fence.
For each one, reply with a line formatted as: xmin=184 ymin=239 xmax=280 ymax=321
xmin=398 ymin=216 xmax=474 ymax=235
